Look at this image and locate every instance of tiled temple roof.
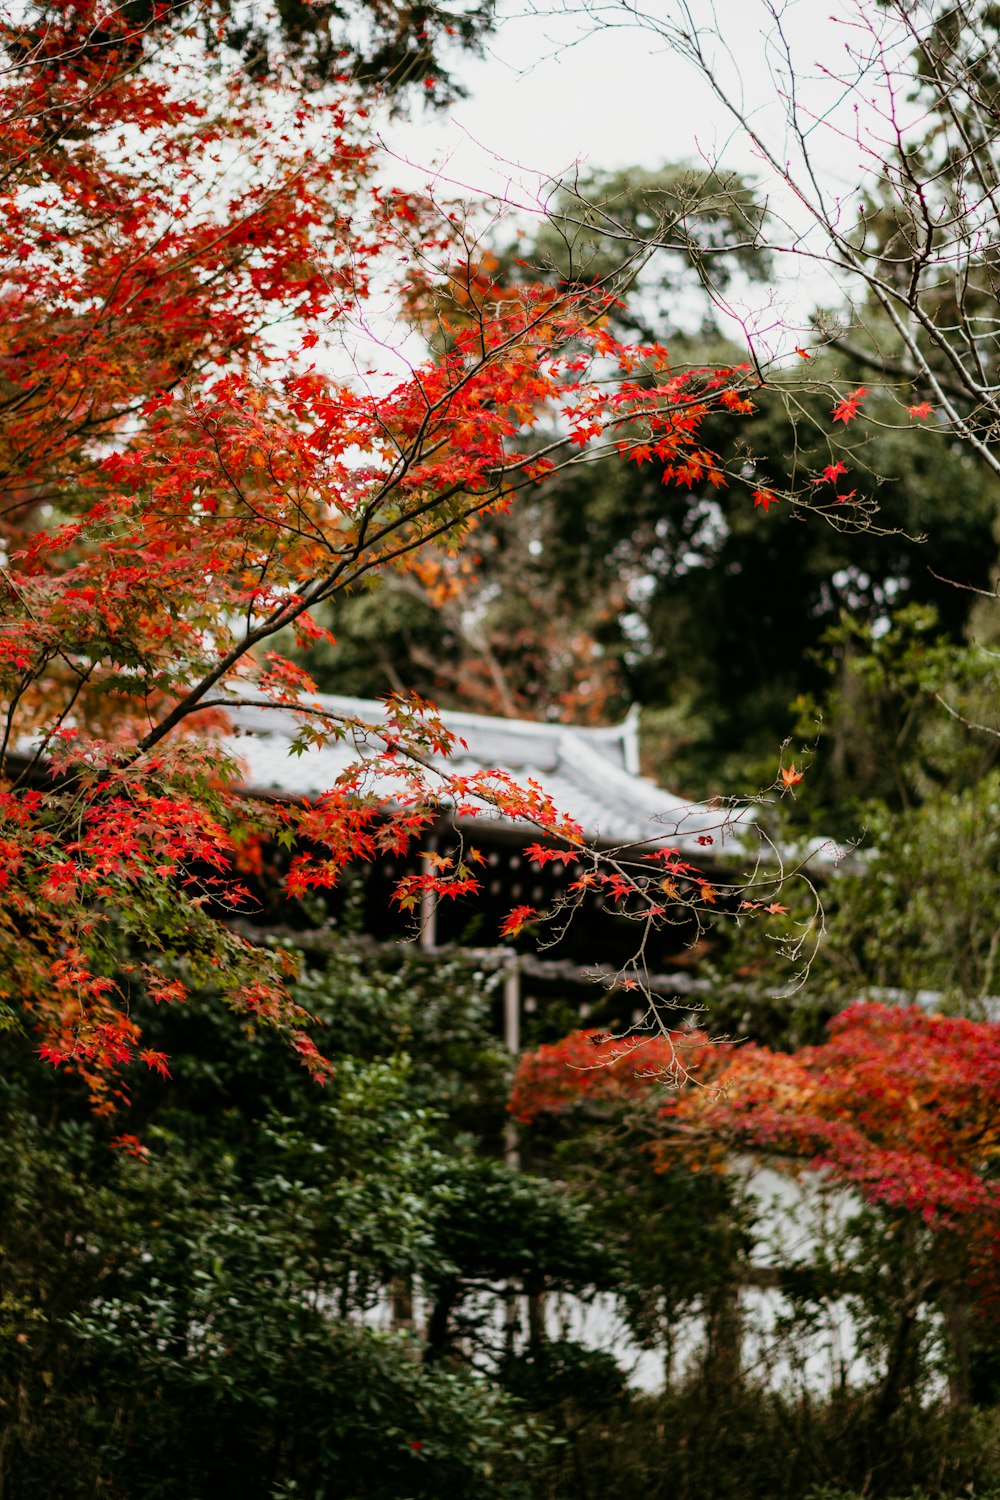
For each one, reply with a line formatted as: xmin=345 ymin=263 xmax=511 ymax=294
xmin=226 ymin=693 xmax=753 ymax=855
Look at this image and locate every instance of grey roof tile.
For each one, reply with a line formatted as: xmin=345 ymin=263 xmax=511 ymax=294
xmin=226 ymin=691 xmax=755 ymax=854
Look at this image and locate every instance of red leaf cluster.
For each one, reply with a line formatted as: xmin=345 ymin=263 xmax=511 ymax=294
xmin=512 ymin=1006 xmax=1000 ymax=1295
xmin=0 ymin=0 xmax=792 ymax=1110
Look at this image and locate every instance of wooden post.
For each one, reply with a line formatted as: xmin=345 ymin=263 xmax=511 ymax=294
xmin=503 ymin=953 xmax=521 ymax=1055
xmin=503 ymin=952 xmax=520 ymax=1168
xmin=502 ymin=950 xmax=522 ymax=1353
xmin=389 ymin=1274 xmax=415 ymax=1334
xmin=419 ymin=839 xmax=437 ymax=952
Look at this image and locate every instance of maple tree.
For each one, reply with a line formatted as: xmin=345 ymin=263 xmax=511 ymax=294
xmin=2 ymin=0 xmax=829 ymax=1115
xmin=511 ymin=1003 xmax=1000 ymax=1318
xmin=5 ymin=0 xmax=952 ymax=1125
xmin=3 ymin=6 xmax=999 ymax=1493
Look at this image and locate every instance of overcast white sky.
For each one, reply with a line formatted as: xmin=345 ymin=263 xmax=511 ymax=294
xmin=378 ymin=0 xmax=909 ymax=347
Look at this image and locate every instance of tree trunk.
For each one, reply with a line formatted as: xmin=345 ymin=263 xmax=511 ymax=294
xmin=425 ymin=1278 xmax=459 ymax=1362
xmin=527 ymin=1291 xmax=547 ymax=1350
xmin=941 ymin=1282 xmax=972 ymax=1407
xmin=701 ymin=1279 xmax=743 ymax=1392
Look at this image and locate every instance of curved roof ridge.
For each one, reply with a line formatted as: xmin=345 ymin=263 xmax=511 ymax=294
xmin=222 ymin=689 xmax=751 ymax=852
xmin=300 ymin=690 xmax=635 ymax=751
xmin=554 ymin=730 xmax=753 ymax=846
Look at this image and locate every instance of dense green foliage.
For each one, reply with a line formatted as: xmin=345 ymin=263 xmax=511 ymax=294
xmin=0 ymin=948 xmax=552 ymax=1497
xmin=3 ymin=934 xmax=999 ymax=1498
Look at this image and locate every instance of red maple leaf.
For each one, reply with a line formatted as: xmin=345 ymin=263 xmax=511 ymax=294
xmin=832 ymin=386 xmax=869 ymax=424
xmin=110 ymin=1134 xmax=149 ymax=1160
xmin=500 ymin=905 xmax=537 ymax=938
xmin=524 ymin=843 xmax=575 ymax=866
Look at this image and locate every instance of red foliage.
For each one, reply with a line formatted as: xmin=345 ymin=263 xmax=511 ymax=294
xmin=509 ymin=1027 xmax=721 ymax=1121
xmin=689 ymin=1004 xmax=1000 ymax=1222
xmin=0 ymin=0 xmax=831 ymax=1110
xmin=814 ymin=462 xmax=849 ymax=486
xmin=512 ymin=1006 xmax=1000 ymax=1297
